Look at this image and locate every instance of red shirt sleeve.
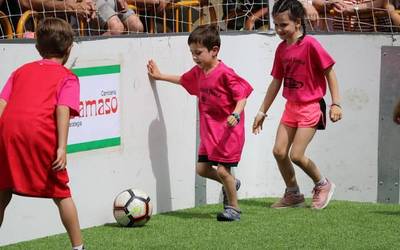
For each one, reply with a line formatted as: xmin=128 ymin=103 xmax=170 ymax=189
xmin=180 ymin=66 xmax=200 ymax=96
xmin=309 ymin=38 xmax=335 ymax=71
xmin=0 ymin=72 xmax=16 ymax=102
xmin=225 ymin=71 xmax=253 ymax=101
xmin=57 ymin=75 xmax=80 ymax=118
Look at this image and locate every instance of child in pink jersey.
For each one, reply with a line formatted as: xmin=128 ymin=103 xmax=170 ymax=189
xmin=0 ymin=18 xmax=85 ymax=250
xmin=147 ymin=24 xmax=253 ymax=221
xmin=253 ymin=0 xmax=342 ymax=210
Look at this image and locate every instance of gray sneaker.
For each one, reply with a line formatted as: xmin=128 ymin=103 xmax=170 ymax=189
xmin=222 ymin=179 xmax=241 ymax=208
xmin=217 ymin=206 xmax=241 ymax=221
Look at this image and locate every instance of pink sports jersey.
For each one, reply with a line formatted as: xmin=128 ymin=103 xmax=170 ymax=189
xmin=271 ymin=35 xmax=335 ymax=103
xmin=0 ymin=59 xmax=80 ymax=117
xmin=180 ymin=61 xmax=253 ymax=163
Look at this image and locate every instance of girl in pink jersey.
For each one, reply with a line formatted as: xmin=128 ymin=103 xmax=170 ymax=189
xmin=147 ymin=24 xmax=253 ymax=221
xmin=0 ymin=18 xmax=84 ymax=250
xmin=253 ymin=0 xmax=342 ymax=210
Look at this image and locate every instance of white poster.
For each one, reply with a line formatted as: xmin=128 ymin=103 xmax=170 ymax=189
xmin=67 ymin=65 xmax=121 ymax=153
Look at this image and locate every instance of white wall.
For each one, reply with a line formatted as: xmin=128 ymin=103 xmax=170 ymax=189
xmin=0 ymin=33 xmax=398 ymax=246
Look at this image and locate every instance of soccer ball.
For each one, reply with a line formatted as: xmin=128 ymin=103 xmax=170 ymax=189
xmin=113 ymin=188 xmax=153 ymax=227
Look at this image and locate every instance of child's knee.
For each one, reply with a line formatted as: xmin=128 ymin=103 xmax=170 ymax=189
xmin=107 ymin=17 xmax=125 ymax=34
xmin=126 ymin=16 xmax=143 ymax=32
xmin=216 ymin=166 xmax=231 ymax=180
xmin=273 ymin=146 xmax=288 ymax=161
xmin=289 ymin=150 xmax=304 ymax=165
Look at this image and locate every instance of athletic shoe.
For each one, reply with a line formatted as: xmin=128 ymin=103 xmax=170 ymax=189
xmin=271 ymin=191 xmax=305 ymax=209
xmin=216 ymin=206 xmax=241 ymax=221
xmin=222 ymin=179 xmax=241 ymax=208
xmin=311 ymin=179 xmax=335 ymax=210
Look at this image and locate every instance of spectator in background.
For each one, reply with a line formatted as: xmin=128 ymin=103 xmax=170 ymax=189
xmin=127 ymin=0 xmax=171 ymax=13
xmin=19 ymin=0 xmax=96 ymax=20
xmin=384 ymin=0 xmax=400 ymax=26
xmin=304 ymin=0 xmax=393 ymax=32
xmin=10 ymin=0 xmax=96 ymax=38
xmin=222 ymin=0 xmax=269 ymax=30
xmin=96 ymin=0 xmax=144 ymax=35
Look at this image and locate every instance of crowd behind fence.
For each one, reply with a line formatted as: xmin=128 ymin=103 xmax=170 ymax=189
xmin=0 ymin=0 xmax=399 ymax=39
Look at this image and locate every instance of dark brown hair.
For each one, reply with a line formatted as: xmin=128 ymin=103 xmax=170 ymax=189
xmin=187 ymin=24 xmax=221 ymax=51
xmin=36 ymin=17 xmax=74 ymax=59
xmin=272 ymin=0 xmax=307 ymax=40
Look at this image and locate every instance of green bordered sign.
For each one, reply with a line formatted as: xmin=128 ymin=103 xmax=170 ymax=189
xmin=67 ymin=65 xmax=121 ymax=153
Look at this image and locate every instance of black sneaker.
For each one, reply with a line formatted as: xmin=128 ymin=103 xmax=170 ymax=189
xmin=222 ymin=179 xmax=241 ymax=208
xmin=217 ymin=206 xmax=241 ymax=221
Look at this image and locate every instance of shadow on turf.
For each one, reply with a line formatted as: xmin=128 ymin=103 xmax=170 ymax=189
xmin=104 ymin=223 xmax=126 ymax=228
xmin=160 ymin=211 xmax=215 ymax=220
xmin=240 ymin=199 xmax=273 ymax=208
xmin=104 ymin=223 xmax=151 ymax=228
xmin=371 ymin=211 xmax=400 ymax=216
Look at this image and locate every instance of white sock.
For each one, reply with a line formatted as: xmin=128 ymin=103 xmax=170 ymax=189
xmin=72 ymin=244 xmax=84 ymax=250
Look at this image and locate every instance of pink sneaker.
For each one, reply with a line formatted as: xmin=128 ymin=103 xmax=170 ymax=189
xmin=311 ymin=179 xmax=335 ymax=209
xmin=271 ymin=191 xmax=305 ymax=209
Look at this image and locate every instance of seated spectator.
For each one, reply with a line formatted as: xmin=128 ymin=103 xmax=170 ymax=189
xmin=222 ymin=0 xmax=269 ymax=30
xmin=127 ymin=0 xmax=171 ymax=13
xmin=19 ymin=0 xmax=96 ymax=20
xmin=127 ymin=0 xmax=213 ymax=33
xmin=96 ymin=0 xmax=144 ymax=35
xmin=11 ymin=0 xmax=96 ymax=37
xmin=384 ymin=0 xmax=400 ymax=26
xmin=306 ymin=0 xmax=392 ymax=32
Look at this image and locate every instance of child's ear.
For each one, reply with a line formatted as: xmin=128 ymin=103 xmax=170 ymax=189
xmin=296 ymin=18 xmax=302 ymax=27
xmin=211 ymin=46 xmax=219 ymax=56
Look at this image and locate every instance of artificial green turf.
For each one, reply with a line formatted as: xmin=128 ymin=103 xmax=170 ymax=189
xmin=2 ymin=198 xmax=400 ymax=249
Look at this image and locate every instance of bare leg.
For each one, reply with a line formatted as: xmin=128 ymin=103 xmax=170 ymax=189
xmin=290 ymin=127 xmax=322 ymax=183
xmin=216 ymin=165 xmax=238 ymax=208
xmin=0 ymin=190 xmax=12 ymax=226
xmin=196 ymin=162 xmax=222 ymax=184
xmin=103 ymin=16 xmax=125 ymax=36
xmin=53 ymin=197 xmax=83 ymax=248
xmin=273 ymin=123 xmax=298 ymax=188
xmin=124 ymin=15 xmax=144 ymax=33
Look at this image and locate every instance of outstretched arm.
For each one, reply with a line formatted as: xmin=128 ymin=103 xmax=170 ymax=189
xmin=252 ymin=78 xmax=282 ymax=134
xmin=0 ymin=99 xmax=6 ymax=118
xmin=147 ymin=59 xmax=181 ymax=84
xmin=326 ymin=67 xmax=342 ymax=122
xmin=52 ymin=105 xmax=70 ymax=171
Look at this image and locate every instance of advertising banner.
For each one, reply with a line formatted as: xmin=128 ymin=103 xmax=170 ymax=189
xmin=67 ymin=65 xmax=121 ymax=153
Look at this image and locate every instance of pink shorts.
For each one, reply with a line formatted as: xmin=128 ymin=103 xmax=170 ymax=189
xmin=281 ymin=99 xmax=326 ymax=130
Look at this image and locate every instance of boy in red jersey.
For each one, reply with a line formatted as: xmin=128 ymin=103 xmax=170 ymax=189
xmin=0 ymin=18 xmax=84 ymax=250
